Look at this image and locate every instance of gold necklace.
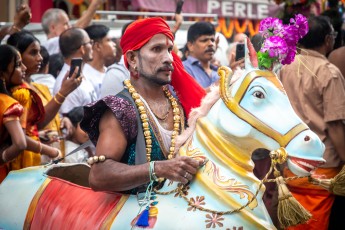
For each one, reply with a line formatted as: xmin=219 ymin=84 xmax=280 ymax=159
xmin=146 ymin=97 xmax=170 ymax=121
xmin=124 ymin=79 xmax=181 ymax=161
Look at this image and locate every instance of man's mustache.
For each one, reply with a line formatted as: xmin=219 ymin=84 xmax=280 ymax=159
xmin=205 ymin=48 xmax=215 ymax=53
xmin=158 ymin=65 xmax=174 ymax=72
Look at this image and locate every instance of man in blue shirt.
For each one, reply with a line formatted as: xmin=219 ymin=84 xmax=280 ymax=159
xmin=183 ymin=22 xmax=219 ymax=89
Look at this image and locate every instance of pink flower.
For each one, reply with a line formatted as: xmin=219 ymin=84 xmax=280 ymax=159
xmin=282 ymin=25 xmax=299 ymax=46
xmin=282 ymin=46 xmax=297 ymax=65
xmin=290 ymin=14 xmax=309 ymax=38
xmin=261 ymin=36 xmax=288 ymax=61
xmin=259 ymin=17 xmax=284 ymax=38
xmin=205 ymin=213 xmax=224 ymax=228
xmin=257 ymin=14 xmax=308 ymax=69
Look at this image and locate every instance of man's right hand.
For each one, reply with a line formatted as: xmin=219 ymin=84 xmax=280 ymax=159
xmin=59 ymin=67 xmax=82 ymax=97
xmin=229 ymin=52 xmax=245 ymax=70
xmin=155 ymin=156 xmax=204 ymax=184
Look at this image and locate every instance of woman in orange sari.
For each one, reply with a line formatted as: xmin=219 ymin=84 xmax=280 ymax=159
xmin=6 ymin=31 xmax=80 ymax=171
xmin=0 ymin=45 xmax=27 ymax=182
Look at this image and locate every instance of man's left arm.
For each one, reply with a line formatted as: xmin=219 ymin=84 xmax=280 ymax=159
xmin=327 ymin=120 xmax=345 ymax=161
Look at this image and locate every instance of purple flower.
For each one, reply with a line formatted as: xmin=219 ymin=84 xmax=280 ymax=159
xmin=257 ymin=15 xmax=308 ymax=69
xmin=261 ymin=36 xmax=288 ymax=61
xmin=259 ymin=17 xmax=284 ymax=38
xmin=282 ymin=25 xmax=299 ymax=46
xmin=282 ymin=46 xmax=297 ymax=65
xmin=290 ymin=14 xmax=309 ymax=38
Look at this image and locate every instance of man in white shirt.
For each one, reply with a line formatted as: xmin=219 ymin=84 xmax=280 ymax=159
xmin=53 ymin=28 xmax=97 ymax=114
xmin=101 ymin=56 xmax=130 ymax=98
xmin=100 ymin=37 xmax=130 ymax=98
xmin=41 ymin=0 xmax=103 ymax=55
xmin=84 ymin=24 xmax=116 ymax=99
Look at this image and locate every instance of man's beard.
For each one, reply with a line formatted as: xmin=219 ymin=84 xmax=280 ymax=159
xmin=139 ymin=72 xmax=171 ymax=86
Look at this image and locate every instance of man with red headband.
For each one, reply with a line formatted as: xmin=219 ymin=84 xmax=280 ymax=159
xmin=80 ymin=17 xmax=206 ymax=194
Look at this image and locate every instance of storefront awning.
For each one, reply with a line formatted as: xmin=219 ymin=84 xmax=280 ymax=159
xmin=131 ymin=0 xmax=276 ymax=20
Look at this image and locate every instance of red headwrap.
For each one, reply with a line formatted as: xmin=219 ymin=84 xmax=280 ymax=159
xmin=120 ymin=17 xmax=206 ymax=117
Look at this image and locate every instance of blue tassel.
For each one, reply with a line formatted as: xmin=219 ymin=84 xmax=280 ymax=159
xmin=136 ymin=208 xmax=150 ymax=227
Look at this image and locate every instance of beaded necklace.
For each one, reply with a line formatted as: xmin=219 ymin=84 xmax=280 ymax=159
xmin=124 ymin=79 xmax=181 ymax=161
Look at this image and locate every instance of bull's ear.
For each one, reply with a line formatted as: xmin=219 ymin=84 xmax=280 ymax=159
xmin=245 ymin=37 xmax=258 ymax=70
xmin=218 ymin=66 xmax=233 ymax=106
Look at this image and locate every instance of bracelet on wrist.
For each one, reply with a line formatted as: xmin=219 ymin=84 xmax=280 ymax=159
xmin=11 ymin=25 xmax=21 ymax=32
xmin=37 ymin=141 xmax=43 ymax=153
xmin=53 ymin=95 xmax=63 ymax=105
xmin=57 ymin=92 xmax=66 ymax=99
xmin=149 ymin=161 xmax=160 ymax=182
xmin=87 ymin=155 xmax=106 ymax=165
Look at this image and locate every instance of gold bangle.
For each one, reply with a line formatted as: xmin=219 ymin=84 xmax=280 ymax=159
xmin=12 ymin=25 xmax=20 ymax=32
xmin=53 ymin=96 xmax=63 ymax=105
xmin=57 ymin=92 xmax=66 ymax=99
xmin=37 ymin=141 xmax=43 ymax=153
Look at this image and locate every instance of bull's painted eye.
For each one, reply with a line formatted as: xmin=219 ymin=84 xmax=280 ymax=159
xmin=253 ymin=91 xmax=265 ymax=99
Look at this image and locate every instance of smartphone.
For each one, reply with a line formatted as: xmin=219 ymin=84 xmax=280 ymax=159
xmin=69 ymin=58 xmax=82 ymax=78
xmin=175 ymin=0 xmax=184 ymax=14
xmin=235 ymin=43 xmax=245 ymax=61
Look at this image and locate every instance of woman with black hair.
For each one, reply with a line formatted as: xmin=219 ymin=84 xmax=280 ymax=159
xmin=0 ymin=45 xmax=27 ymax=182
xmin=6 ymin=31 xmax=80 ymax=170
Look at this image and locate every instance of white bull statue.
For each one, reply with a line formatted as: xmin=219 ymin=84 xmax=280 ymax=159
xmin=0 ymin=39 xmax=325 ymax=230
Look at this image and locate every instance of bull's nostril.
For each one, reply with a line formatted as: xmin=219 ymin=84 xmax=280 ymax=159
xmin=304 ymin=136 xmax=310 ymax=141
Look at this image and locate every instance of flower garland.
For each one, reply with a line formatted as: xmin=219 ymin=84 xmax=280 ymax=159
xmin=257 ymin=14 xmax=309 ymax=70
xmin=124 ymin=79 xmax=181 ymax=162
xmin=234 ymin=20 xmax=248 ymax=34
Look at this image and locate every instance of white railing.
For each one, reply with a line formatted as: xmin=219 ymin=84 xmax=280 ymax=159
xmin=95 ymin=11 xmax=219 ymax=27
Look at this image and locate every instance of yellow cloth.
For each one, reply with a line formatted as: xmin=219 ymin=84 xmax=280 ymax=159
xmin=0 ymin=94 xmax=23 ymax=143
xmin=31 ymin=83 xmax=65 ymax=158
xmin=0 ymin=93 xmax=23 ymax=183
xmin=10 ymin=83 xmax=44 ymax=170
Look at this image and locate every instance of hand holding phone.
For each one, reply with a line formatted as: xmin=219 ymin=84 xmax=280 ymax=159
xmin=69 ymin=58 xmax=83 ymax=78
xmin=175 ymin=0 xmax=184 ymax=14
xmin=235 ymin=43 xmax=245 ymax=61
xmin=59 ymin=58 xmax=83 ymax=97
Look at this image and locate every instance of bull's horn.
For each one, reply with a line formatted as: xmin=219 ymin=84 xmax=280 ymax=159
xmin=218 ymin=66 xmax=233 ymax=105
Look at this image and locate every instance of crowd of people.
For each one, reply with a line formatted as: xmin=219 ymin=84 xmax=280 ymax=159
xmin=0 ymin=2 xmax=344 ymax=229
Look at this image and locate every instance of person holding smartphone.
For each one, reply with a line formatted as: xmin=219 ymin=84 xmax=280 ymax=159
xmin=53 ymin=28 xmax=97 ymax=115
xmin=227 ymin=42 xmax=245 ymax=70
